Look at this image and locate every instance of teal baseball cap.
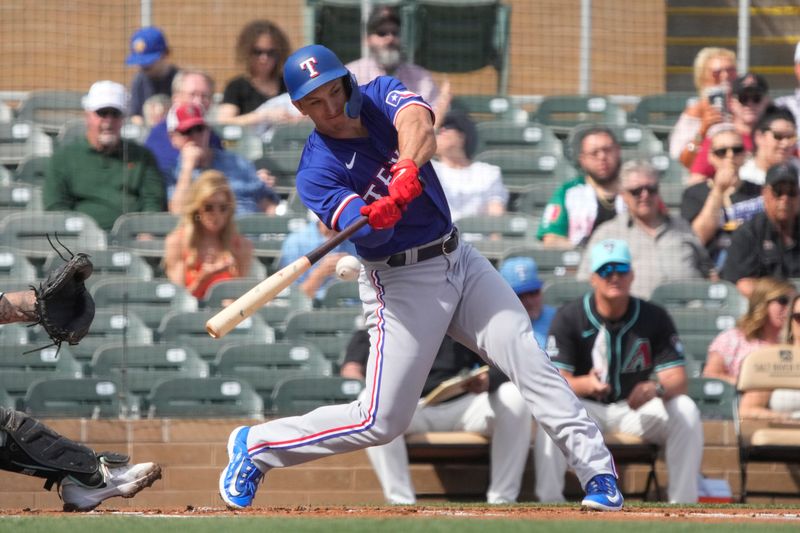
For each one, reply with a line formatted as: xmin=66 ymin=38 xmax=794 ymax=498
xmin=590 ymin=239 xmax=632 ymax=273
xmin=499 ymin=257 xmax=543 ymax=294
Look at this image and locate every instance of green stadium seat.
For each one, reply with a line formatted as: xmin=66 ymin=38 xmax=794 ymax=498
xmin=263 ymin=120 xmax=315 ymax=152
xmin=25 ymin=377 xmax=122 ymax=419
xmin=284 ymin=308 xmax=364 ymax=366
xmin=649 ymin=154 xmax=688 ymax=183
xmin=271 ymin=376 xmax=364 ymax=416
xmin=215 ymin=340 xmax=333 ymax=412
xmin=45 ymin=247 xmax=154 ymax=289
xmin=90 ymin=278 xmax=197 ymax=331
xmin=0 ymin=246 xmax=38 ymax=282
xmin=108 ymin=212 xmax=179 ymax=273
xmin=650 ymin=280 xmax=746 ymax=313
xmin=631 ymin=92 xmax=694 ymax=138
xmin=15 ymin=90 xmax=85 ymax=135
xmin=541 ymin=278 xmax=591 ymax=307
xmin=500 ymin=246 xmax=582 ymax=280
xmin=203 ymin=278 xmax=298 ymax=339
xmin=450 ymin=95 xmax=526 ymax=124
xmin=473 ymin=149 xmax=577 ymax=193
xmin=569 ymin=123 xmax=664 ymax=161
xmin=211 ymin=124 xmax=263 ymax=160
xmin=534 ymin=95 xmax=626 ymax=135
xmin=13 ymin=155 xmax=49 ymax=187
xmin=687 ymin=377 xmax=735 ymax=420
xmin=319 ymin=280 xmax=361 ymax=309
xmin=0 ymin=120 xmax=53 ymax=167
xmin=456 ymin=213 xmax=539 ymax=262
xmin=669 ymin=308 xmax=739 ymax=366
xmin=0 ymin=183 xmax=43 ymax=221
xmin=475 ymin=121 xmax=562 ymax=155
xmin=236 ymin=214 xmax=308 ymax=262
xmin=0 ymin=345 xmax=82 ymax=410
xmin=252 ymin=149 xmax=303 ymax=196
xmin=147 ymin=377 xmax=263 ymax=419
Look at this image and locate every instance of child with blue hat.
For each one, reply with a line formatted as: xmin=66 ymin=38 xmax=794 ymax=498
xmin=499 ymin=257 xmax=557 ymax=348
xmin=125 ymin=27 xmax=179 ymax=124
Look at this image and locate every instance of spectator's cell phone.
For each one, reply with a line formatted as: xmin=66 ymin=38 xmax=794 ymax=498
xmin=706 ymin=85 xmax=728 ymax=114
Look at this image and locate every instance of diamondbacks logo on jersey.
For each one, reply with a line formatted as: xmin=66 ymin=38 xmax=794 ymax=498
xmin=299 ymin=58 xmax=320 ymax=78
xmin=385 ymin=90 xmax=418 ymax=107
xmin=621 ymin=339 xmax=652 ymax=374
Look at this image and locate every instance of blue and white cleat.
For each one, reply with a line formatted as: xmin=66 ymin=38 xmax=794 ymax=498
xmin=219 ymin=426 xmax=263 ymax=509
xmin=581 ymin=474 xmax=624 ymax=511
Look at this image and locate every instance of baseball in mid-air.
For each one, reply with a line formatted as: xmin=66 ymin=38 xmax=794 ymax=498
xmin=335 ymin=255 xmax=361 ymax=281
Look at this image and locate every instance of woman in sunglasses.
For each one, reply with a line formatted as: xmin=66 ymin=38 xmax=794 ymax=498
xmin=216 ymin=19 xmax=293 ymax=127
xmin=164 ymin=170 xmax=253 ymax=299
xmin=670 ymin=47 xmax=737 ymax=168
xmin=681 ymin=123 xmax=763 ymax=269
xmin=739 ymin=106 xmax=799 ymax=186
xmin=703 ymin=277 xmax=794 ymax=385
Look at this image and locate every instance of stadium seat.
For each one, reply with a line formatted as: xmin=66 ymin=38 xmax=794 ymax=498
xmin=203 ymin=278 xmax=297 ymax=338
xmin=262 ymin=120 xmax=315 ymax=152
xmin=90 ymin=278 xmax=198 ymax=331
xmin=456 ymin=213 xmax=539 ymax=262
xmin=271 ymin=376 xmax=364 ymax=416
xmin=318 ymin=280 xmax=361 ymax=309
xmin=0 ymin=246 xmax=39 ymax=282
xmin=510 ymin=180 xmax=564 ymax=215
xmin=55 ymin=119 xmax=145 ymax=146
xmin=687 ymin=377 xmax=735 ymax=420
xmin=735 ymin=345 xmax=800 ymax=502
xmin=215 ymin=340 xmax=333 ymax=412
xmin=0 ymin=211 xmax=107 ymax=265
xmin=500 ymin=246 xmax=582 ymax=280
xmin=0 ymin=183 xmax=43 ymax=220
xmin=649 ymin=154 xmax=688 ymax=183
xmin=650 ymin=279 xmax=746 ymax=313
xmin=631 ymin=92 xmax=695 ymax=139
xmin=284 ymin=308 xmax=364 ymax=366
xmin=475 ymin=121 xmax=562 ymax=155
xmin=236 ymin=213 xmax=307 ymax=263
xmin=569 ymin=123 xmax=664 ymax=161
xmin=533 ymin=95 xmax=626 ymax=135
xmin=0 ymin=121 xmax=52 ymax=167
xmin=15 ymin=90 xmax=85 ymax=135
xmin=147 ymin=377 xmax=264 ymax=419
xmin=252 ymin=149 xmax=303 ymax=196
xmin=0 ymin=323 xmax=33 ymax=345
xmin=13 ymin=154 xmax=50 ymax=187
xmin=668 ymin=308 xmax=739 ymax=365
xmin=157 ymin=310 xmax=274 ymax=363
xmin=473 ymin=149 xmax=577 ymax=193
xmin=0 ymin=345 xmax=82 ymax=410
xmin=44 ymin=247 xmax=154 ymax=287
xmin=25 ymin=377 xmax=122 ymax=419
xmin=659 ymin=181 xmax=685 ymax=210
xmin=541 ymin=278 xmax=591 ymax=307
xmin=108 ymin=212 xmax=179 ymax=272
xmin=450 ymin=95 xmax=526 ymax=124
xmin=91 ymin=342 xmax=209 ymax=405
xmin=211 ymin=124 xmax=263 ymax=160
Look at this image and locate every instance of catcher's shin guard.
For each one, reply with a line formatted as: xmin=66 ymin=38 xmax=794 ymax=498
xmin=0 ymin=407 xmax=108 ymax=489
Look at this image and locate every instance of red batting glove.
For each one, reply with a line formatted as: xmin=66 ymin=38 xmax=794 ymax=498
xmin=388 ymin=159 xmax=423 ymax=206
xmin=360 ymin=196 xmax=403 ymax=230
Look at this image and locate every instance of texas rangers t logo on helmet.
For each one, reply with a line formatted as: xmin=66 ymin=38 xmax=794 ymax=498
xmin=300 ymin=57 xmax=320 ymax=78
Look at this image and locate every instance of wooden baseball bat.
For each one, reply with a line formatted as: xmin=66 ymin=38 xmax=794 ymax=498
xmin=205 ymin=216 xmax=369 ymax=339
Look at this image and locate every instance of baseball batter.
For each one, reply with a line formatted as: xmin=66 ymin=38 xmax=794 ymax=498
xmin=219 ymin=44 xmax=622 ymax=511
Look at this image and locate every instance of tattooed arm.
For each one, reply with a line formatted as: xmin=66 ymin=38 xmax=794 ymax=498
xmin=0 ymin=291 xmax=38 ymax=324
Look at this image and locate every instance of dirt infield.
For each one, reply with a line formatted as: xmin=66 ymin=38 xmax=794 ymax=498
xmin=3 ymin=505 xmax=800 ymax=523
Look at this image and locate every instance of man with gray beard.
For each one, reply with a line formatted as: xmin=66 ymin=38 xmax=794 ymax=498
xmin=346 ymin=6 xmax=447 ymax=118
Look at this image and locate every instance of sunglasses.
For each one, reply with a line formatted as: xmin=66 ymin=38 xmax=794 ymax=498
xmin=595 ymin=262 xmax=631 ymax=279
xmin=95 ymin=108 xmax=122 ymax=119
xmin=374 ymin=29 xmax=399 ymax=38
xmin=711 ymin=66 xmax=736 ymax=79
xmin=711 ymin=145 xmax=745 ymax=158
xmin=770 ymin=295 xmax=791 ymax=306
xmin=201 ymin=202 xmax=230 ymax=214
xmin=251 ymin=47 xmax=277 ymax=58
xmin=769 ymin=182 xmax=800 ymax=198
xmin=181 ymin=125 xmax=207 ymax=136
xmin=769 ymin=130 xmax=798 ymax=142
xmin=626 ymin=184 xmax=659 ymax=198
xmin=737 ymin=93 xmax=764 ymax=105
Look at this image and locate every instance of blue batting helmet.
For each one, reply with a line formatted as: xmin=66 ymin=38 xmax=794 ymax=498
xmin=283 ymin=44 xmax=362 ymax=118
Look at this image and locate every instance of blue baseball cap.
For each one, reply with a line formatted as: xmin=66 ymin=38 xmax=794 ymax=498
xmin=125 ymin=27 xmax=168 ymax=66
xmin=590 ymin=239 xmax=632 ymax=273
xmin=499 ymin=257 xmax=543 ymax=295
xmin=283 ymin=44 xmax=362 ymax=118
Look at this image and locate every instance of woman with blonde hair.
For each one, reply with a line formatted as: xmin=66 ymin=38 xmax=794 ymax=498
xmin=164 ymin=169 xmax=253 ymax=299
xmin=670 ymin=47 xmax=737 ymax=169
xmin=703 ymin=277 xmax=794 ymax=384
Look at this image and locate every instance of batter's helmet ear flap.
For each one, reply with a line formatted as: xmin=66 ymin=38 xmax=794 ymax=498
xmin=344 ymin=71 xmax=362 ymax=119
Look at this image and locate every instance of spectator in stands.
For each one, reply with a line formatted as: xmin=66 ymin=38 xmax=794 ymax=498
xmin=144 ymin=69 xmax=224 ymax=178
xmin=44 ymin=81 xmax=165 ymax=231
xmin=346 ymin=5 xmax=450 ymax=121
xmin=164 ymin=169 xmax=253 ymax=299
xmin=166 ymin=102 xmax=279 ymax=216
xmin=720 ymin=163 xmax=800 ymax=296
xmin=537 ymin=239 xmax=702 ymax=504
xmin=689 ymin=73 xmax=771 ymax=183
xmin=499 ymin=257 xmax=555 ymax=348
xmin=739 ymin=106 xmax=799 ymax=186
xmin=670 ymin=47 xmax=737 ymax=168
xmin=703 ymin=276 xmax=794 ymax=385
xmin=431 ymin=111 xmax=508 ymax=221
xmin=277 ymin=214 xmax=357 ymax=304
xmin=774 ymin=41 xmax=800 ymax=139
xmin=215 ymin=20 xmax=294 ymax=128
xmin=125 ymin=27 xmax=179 ymax=126
xmin=680 ymin=123 xmax=762 ymax=270
xmin=340 ymin=332 xmax=530 ymax=505
xmin=578 ymin=160 xmax=712 ymax=298
xmin=537 ymin=126 xmax=624 ymax=248
xmin=141 ymin=94 xmax=171 ymax=129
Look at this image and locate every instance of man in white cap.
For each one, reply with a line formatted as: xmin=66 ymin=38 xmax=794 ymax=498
xmin=536 ymin=239 xmax=703 ymax=504
xmin=43 ymin=80 xmax=165 ymax=230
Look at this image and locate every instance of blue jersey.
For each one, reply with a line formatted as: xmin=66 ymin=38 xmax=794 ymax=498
xmin=295 ymin=76 xmax=452 ymax=260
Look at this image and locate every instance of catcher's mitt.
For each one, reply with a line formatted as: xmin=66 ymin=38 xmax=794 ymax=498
xmin=33 ymin=250 xmax=95 ymax=348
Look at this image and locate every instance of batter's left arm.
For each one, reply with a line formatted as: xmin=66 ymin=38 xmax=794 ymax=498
xmin=394 ymin=104 xmax=437 ymax=167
